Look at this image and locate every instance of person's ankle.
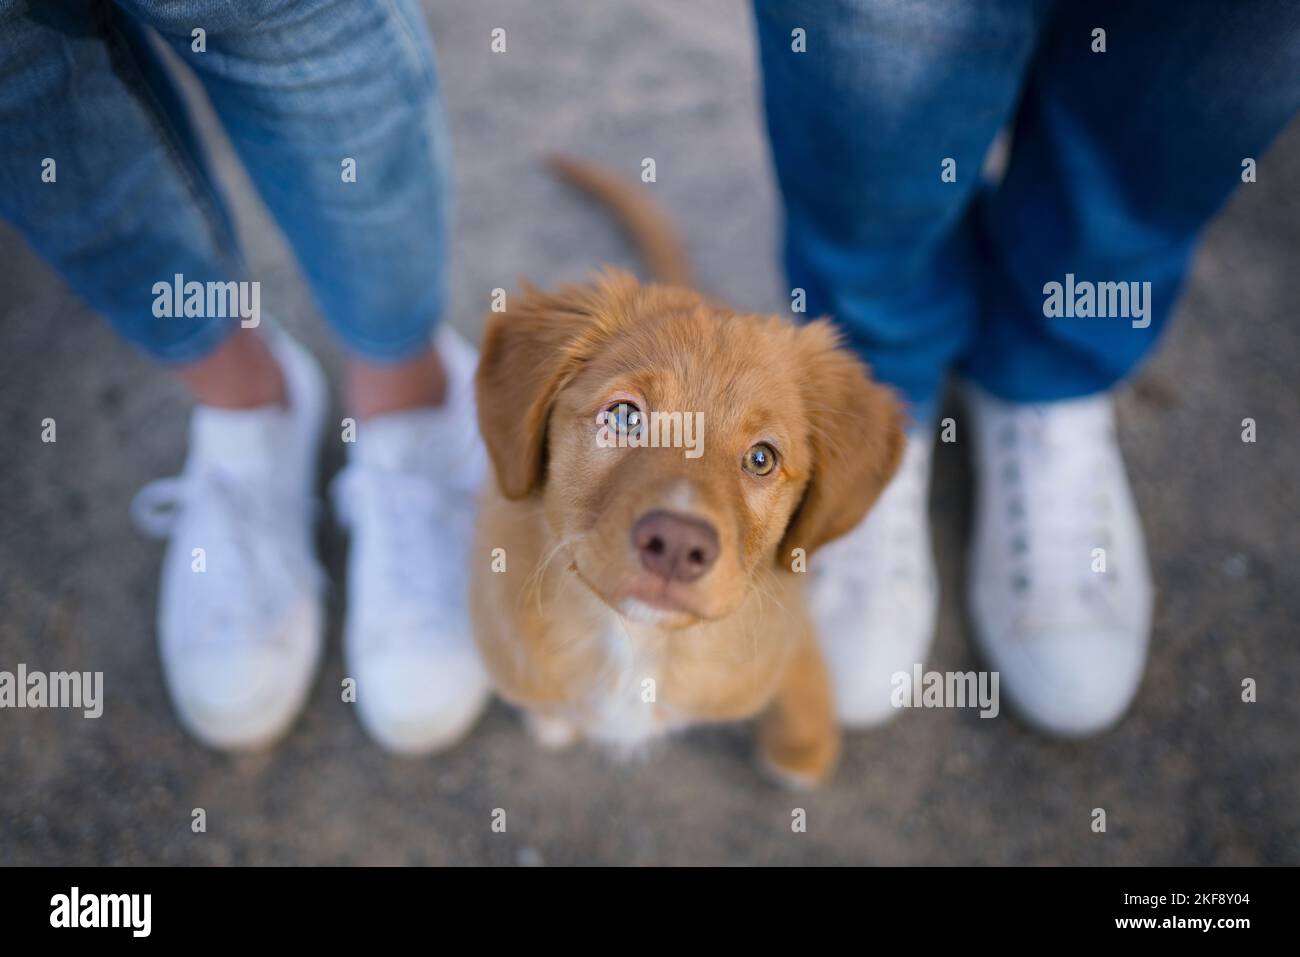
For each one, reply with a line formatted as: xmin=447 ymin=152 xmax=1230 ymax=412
xmin=346 ymin=346 xmax=448 ymax=419
xmin=177 ymin=328 xmax=288 ymax=410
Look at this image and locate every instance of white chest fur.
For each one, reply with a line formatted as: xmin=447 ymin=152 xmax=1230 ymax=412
xmin=575 ymin=610 xmax=682 ymax=752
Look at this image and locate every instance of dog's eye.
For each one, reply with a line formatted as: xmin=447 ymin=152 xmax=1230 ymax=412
xmin=742 ymin=443 xmax=777 ymax=476
xmin=604 ymin=401 xmax=643 ymax=436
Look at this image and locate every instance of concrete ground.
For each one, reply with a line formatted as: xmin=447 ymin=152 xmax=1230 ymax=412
xmin=2 ymin=1 xmax=1297 ymax=865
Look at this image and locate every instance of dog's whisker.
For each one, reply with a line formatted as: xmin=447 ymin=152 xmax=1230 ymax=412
xmin=520 ymin=533 xmax=585 ymax=617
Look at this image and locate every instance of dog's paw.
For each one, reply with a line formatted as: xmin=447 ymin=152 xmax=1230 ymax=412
xmin=756 ymin=726 xmax=839 ymax=790
xmin=757 ymin=747 xmax=833 ymax=790
xmin=524 ymin=711 xmax=580 ymax=751
xmin=758 ymin=753 xmax=825 ymax=791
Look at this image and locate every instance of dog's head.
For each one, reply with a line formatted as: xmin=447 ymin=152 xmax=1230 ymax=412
xmin=476 ymin=270 xmax=904 ymax=628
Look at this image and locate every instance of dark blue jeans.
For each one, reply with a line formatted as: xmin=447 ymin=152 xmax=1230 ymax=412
xmin=754 ymin=0 xmax=1300 ymax=422
xmin=0 ymin=0 xmax=451 ymax=363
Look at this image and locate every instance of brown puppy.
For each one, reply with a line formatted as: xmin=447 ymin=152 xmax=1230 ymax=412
xmin=472 ymin=157 xmax=903 ymax=785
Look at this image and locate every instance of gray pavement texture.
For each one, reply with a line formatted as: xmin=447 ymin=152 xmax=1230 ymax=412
xmin=2 ymin=1 xmax=1298 ymax=865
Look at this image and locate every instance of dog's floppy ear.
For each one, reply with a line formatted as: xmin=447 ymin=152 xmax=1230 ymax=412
xmin=475 ymin=270 xmax=638 ymax=499
xmin=779 ymin=320 xmax=906 ymax=560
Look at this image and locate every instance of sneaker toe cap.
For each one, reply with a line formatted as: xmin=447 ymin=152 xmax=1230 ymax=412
xmin=168 ymin=649 xmax=305 ymax=750
xmin=993 ymin=629 xmax=1147 ymax=737
xmin=352 ymin=641 xmax=490 ymax=754
xmin=163 ymin=605 xmax=322 ymax=751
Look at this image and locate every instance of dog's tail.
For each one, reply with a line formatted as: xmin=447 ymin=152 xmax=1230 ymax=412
xmin=546 ymin=154 xmax=694 ymax=287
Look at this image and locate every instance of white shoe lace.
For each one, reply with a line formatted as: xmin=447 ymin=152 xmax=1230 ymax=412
xmin=990 ymin=403 xmax=1125 ymax=636
xmin=132 ymin=469 xmax=319 ymax=645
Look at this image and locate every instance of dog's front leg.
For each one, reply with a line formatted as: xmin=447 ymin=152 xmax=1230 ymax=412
xmin=756 ymin=634 xmax=840 ymax=788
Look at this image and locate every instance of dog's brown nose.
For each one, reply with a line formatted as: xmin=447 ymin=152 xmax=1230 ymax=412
xmin=632 ymin=510 xmax=719 ymax=583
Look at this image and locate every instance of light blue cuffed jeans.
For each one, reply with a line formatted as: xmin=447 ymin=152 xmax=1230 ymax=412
xmin=0 ymin=0 xmax=451 ymax=363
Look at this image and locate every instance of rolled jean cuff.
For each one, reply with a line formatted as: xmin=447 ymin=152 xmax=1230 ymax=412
xmin=332 ymin=320 xmax=442 ymax=364
xmin=901 ymin=395 xmax=939 ymax=435
xmin=126 ymin=313 xmax=240 ymax=365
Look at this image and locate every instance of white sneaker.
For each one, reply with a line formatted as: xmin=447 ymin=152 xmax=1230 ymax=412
xmin=809 ymin=432 xmax=939 ymax=728
xmin=964 ymin=384 xmax=1153 ymax=737
xmin=333 ymin=325 xmax=491 ymax=754
xmin=132 ymin=330 xmax=327 ymax=750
